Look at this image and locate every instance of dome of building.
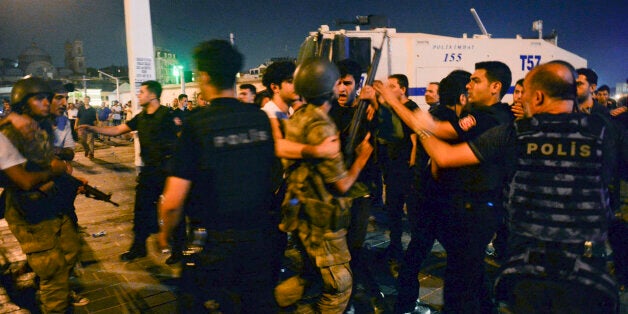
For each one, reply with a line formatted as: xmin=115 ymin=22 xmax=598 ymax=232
xmin=18 ymin=43 xmax=52 ymax=70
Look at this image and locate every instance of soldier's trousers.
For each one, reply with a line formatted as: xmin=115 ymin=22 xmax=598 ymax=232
xmin=7 ymin=214 xmax=80 ymax=313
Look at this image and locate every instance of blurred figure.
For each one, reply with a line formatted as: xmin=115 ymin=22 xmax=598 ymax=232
xmin=74 ymin=96 xmax=96 ymax=159
xmin=425 ymin=82 xmax=440 ymax=107
xmin=254 ymin=89 xmax=272 ymax=108
xmin=510 ymin=78 xmax=525 ymax=119
xmin=238 ymin=83 xmax=256 ymax=104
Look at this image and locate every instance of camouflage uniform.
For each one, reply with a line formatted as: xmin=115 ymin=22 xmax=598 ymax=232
xmin=281 ymin=104 xmax=353 ymax=313
xmin=1 ymin=125 xmax=81 ymax=313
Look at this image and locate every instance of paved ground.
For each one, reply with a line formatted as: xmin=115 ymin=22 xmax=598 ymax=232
xmin=0 ymin=137 xmax=625 ymax=313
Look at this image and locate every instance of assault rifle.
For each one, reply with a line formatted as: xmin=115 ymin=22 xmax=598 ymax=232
xmin=70 ymin=175 xmax=120 ymax=207
xmin=55 ymin=149 xmax=119 ymax=207
xmin=343 ymin=32 xmax=386 ymax=163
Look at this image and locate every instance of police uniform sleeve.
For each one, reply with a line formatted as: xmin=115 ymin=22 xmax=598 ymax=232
xmin=125 ymin=113 xmax=139 ymax=131
xmin=453 ymin=108 xmax=507 ymax=141
xmin=0 ymin=133 xmax=26 ymax=170
xmin=306 ymin=119 xmax=347 ymax=183
xmin=168 ymin=121 xmax=198 ymax=181
xmin=468 ymin=124 xmax=514 ymax=163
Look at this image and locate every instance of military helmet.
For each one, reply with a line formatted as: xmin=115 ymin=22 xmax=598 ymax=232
xmin=294 ymin=58 xmax=339 ymax=100
xmin=10 ymin=77 xmax=52 ymax=113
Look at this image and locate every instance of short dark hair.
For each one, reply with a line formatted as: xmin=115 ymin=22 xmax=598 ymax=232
xmin=262 ymin=61 xmax=296 ymax=90
xmin=178 ymin=94 xmax=188 ymax=101
xmin=576 ymin=68 xmax=598 ymax=85
xmin=439 ymin=70 xmax=471 ymax=106
xmin=597 ymin=84 xmax=610 ymax=93
xmin=515 ymin=78 xmax=524 ymax=87
xmin=529 ymin=61 xmax=577 ymax=102
xmin=254 ymin=89 xmax=272 ymax=107
xmin=389 ymin=74 xmax=409 ymax=97
xmin=475 ymin=61 xmax=512 ymax=99
xmin=141 ymin=80 xmax=162 ymax=99
xmin=429 ymin=82 xmax=440 ymax=86
xmin=193 ymin=39 xmax=243 ymax=89
xmin=240 ymin=83 xmax=257 ymax=94
xmin=335 ymin=59 xmax=362 ymax=84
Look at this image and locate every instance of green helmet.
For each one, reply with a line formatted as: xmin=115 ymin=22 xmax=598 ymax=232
xmin=10 ymin=77 xmax=52 ymax=114
xmin=294 ymin=58 xmax=339 ymax=100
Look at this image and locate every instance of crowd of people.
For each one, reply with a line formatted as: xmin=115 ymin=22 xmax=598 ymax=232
xmin=0 ymin=38 xmax=626 ymax=314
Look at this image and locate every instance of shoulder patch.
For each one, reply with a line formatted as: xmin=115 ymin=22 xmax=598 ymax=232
xmin=458 ymin=114 xmax=477 ymax=132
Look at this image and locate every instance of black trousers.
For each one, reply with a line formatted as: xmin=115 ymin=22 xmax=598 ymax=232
xmin=178 ymin=229 xmax=277 ymax=313
xmin=131 ymin=168 xmax=165 ymax=250
xmin=396 ymin=189 xmax=502 ymax=314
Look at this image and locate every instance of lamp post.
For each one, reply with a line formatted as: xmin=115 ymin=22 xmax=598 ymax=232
xmin=178 ymin=65 xmax=185 ymax=94
xmin=98 ymin=70 xmax=121 ymax=102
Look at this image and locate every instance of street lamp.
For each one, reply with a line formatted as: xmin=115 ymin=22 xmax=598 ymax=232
xmin=98 ymin=70 xmax=121 ymax=103
xmin=174 ymin=65 xmax=185 ymax=94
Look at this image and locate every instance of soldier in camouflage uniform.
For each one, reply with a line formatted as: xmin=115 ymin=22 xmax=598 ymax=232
xmin=2 ymin=77 xmax=82 ymax=313
xmin=279 ymin=58 xmax=373 ymax=313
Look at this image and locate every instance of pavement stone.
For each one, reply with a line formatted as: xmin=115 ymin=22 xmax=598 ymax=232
xmin=0 ymin=138 xmax=625 ymax=313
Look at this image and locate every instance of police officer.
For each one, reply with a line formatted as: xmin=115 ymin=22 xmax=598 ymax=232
xmin=2 ymin=77 xmax=82 ymax=313
xmin=158 ymin=40 xmax=277 ymax=313
xmin=80 ymin=80 xmax=178 ymax=262
xmin=393 ymin=70 xmax=471 ymax=314
xmin=377 ymin=62 xmax=514 ymax=313
xmin=406 ymin=61 xmax=627 ymax=313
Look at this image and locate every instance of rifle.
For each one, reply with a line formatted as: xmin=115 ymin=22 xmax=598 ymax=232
xmin=64 ymin=174 xmax=120 ymax=207
xmin=343 ymin=32 xmax=386 ymax=163
xmin=54 ymin=149 xmax=119 ymax=207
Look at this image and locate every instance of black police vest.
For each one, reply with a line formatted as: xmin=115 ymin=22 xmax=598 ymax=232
xmin=495 ymin=113 xmax=619 ymax=305
xmin=506 ymin=113 xmax=610 ymax=244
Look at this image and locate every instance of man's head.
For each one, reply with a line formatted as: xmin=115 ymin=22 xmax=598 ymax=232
xmin=334 ymin=59 xmax=362 ymax=107
xmin=521 ymin=61 xmax=577 ymax=118
xmin=83 ymin=95 xmax=90 ymax=106
xmin=576 ymin=68 xmax=598 ymax=103
xmin=138 ymin=80 xmax=162 ymax=107
xmin=254 ymin=89 xmax=272 ymax=108
xmin=178 ymin=93 xmax=188 ymax=109
xmin=238 ymin=84 xmax=256 ymax=103
xmin=387 ymin=74 xmax=409 ymax=102
xmin=596 ymin=84 xmax=611 ymax=106
xmin=196 ymin=93 xmax=207 ymax=107
xmin=439 ymin=70 xmax=471 ymax=108
xmin=425 ymin=82 xmax=440 ymax=106
xmin=294 ymin=58 xmax=339 ymax=106
xmin=10 ymin=77 xmax=53 ymax=118
xmin=512 ymin=78 xmax=524 ymax=106
xmin=2 ymin=99 xmax=10 ymax=114
xmin=49 ymin=80 xmax=74 ymax=117
xmin=467 ymin=61 xmax=512 ymax=106
xmin=193 ymin=39 xmax=243 ymax=97
xmin=262 ymin=61 xmax=298 ymax=105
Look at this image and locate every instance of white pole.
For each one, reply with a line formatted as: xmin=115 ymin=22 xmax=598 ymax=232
xmin=124 ymin=0 xmax=156 ymax=167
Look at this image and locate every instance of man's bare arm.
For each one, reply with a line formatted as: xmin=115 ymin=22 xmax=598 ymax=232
xmin=79 ymin=123 xmax=131 ymax=136
xmin=3 ymin=159 xmax=66 ymax=190
xmin=157 ymin=176 xmax=192 ymax=249
xmin=333 ymin=133 xmax=374 ymax=193
xmin=416 ymin=131 xmax=480 ymax=168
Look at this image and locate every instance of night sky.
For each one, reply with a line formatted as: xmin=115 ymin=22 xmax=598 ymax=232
xmin=1 ymin=0 xmax=626 ymax=88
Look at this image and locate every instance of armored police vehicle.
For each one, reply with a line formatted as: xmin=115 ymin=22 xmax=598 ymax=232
xmin=298 ymin=12 xmax=586 ymax=108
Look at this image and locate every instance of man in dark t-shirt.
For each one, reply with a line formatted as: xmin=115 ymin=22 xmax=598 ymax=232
xmin=79 ymin=81 xmax=178 ymax=262
xmin=75 ymin=97 xmax=97 ymax=158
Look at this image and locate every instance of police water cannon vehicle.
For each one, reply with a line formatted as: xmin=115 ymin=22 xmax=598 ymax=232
xmin=298 ymin=10 xmax=586 ymax=108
